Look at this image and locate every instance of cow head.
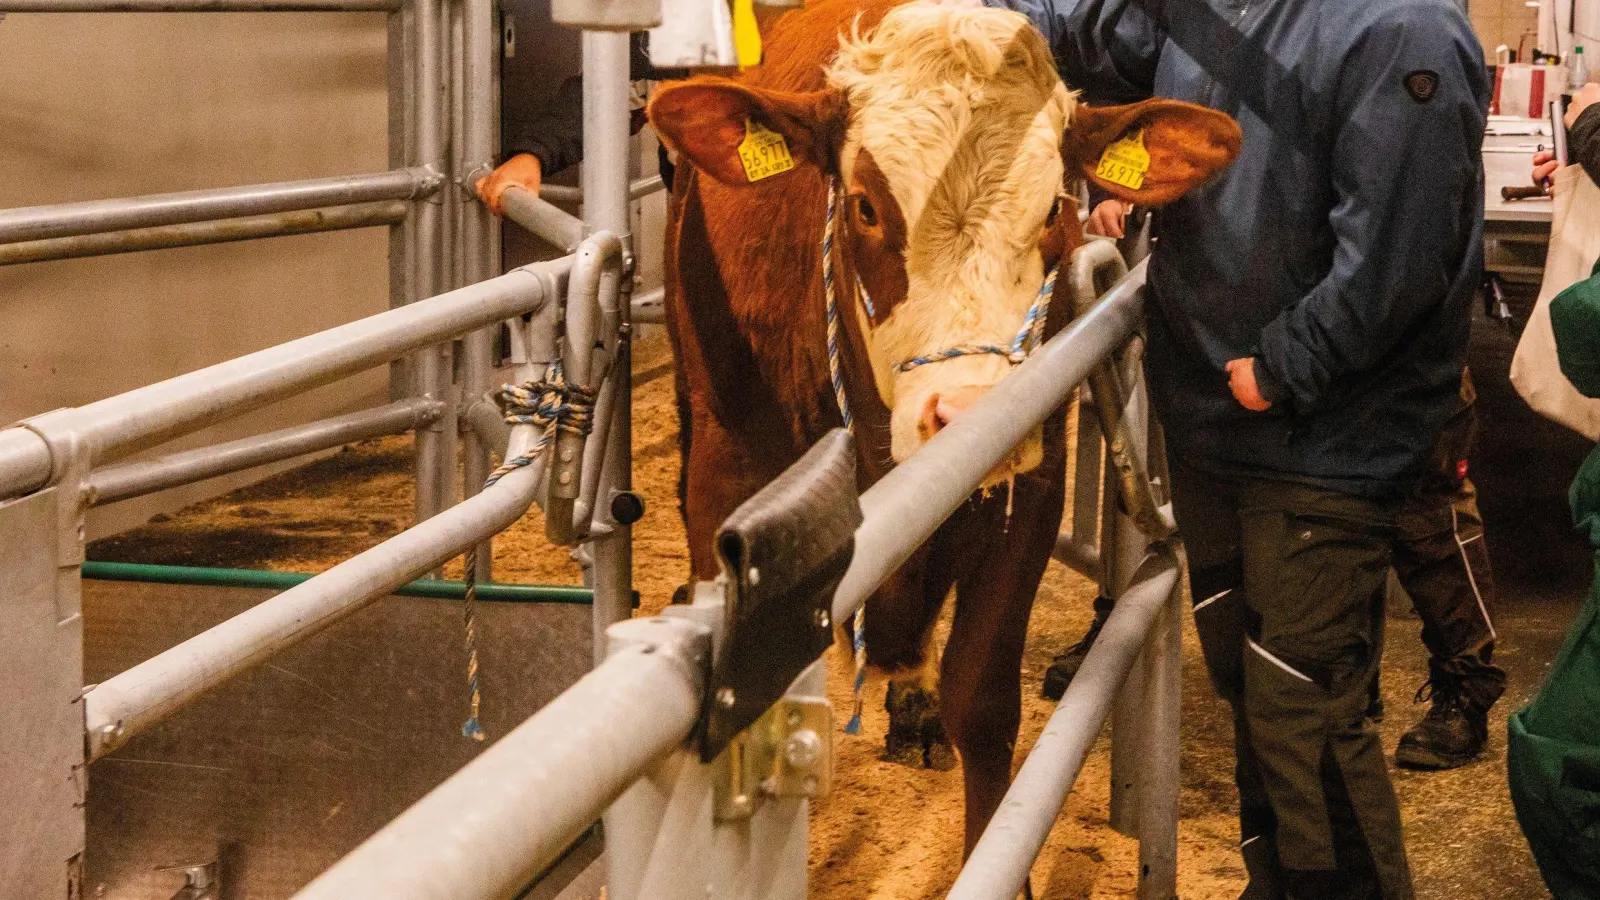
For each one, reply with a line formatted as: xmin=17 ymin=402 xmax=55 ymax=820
xmin=651 ymin=4 xmax=1240 ymax=479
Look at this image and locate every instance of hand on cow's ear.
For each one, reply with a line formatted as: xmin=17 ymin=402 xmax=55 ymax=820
xmin=1064 ymin=99 xmax=1242 ymax=206
xmin=648 ymin=78 xmax=847 ymax=186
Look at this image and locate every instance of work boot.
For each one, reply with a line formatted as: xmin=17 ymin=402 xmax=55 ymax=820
xmin=1366 ymin=674 xmax=1385 ymax=724
xmin=1042 ymin=595 xmax=1112 ymax=701
xmin=1395 ymin=680 xmax=1489 ymax=770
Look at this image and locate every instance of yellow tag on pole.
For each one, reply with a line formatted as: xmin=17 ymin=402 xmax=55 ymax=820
xmin=737 ymin=119 xmax=796 ymax=182
xmin=1094 ymin=128 xmax=1150 ymax=191
xmin=732 ymin=0 xmax=763 ymax=68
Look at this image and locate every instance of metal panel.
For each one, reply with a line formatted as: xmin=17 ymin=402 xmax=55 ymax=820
xmin=82 ymin=581 xmax=591 ymax=899
xmin=0 ymin=487 xmax=84 ymax=900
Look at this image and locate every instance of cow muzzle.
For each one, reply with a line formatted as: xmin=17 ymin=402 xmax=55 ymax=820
xmin=895 ymin=380 xmax=1044 ymax=487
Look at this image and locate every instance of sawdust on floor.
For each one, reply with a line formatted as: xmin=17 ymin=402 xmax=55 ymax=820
xmin=89 ymin=329 xmax=1249 ymax=899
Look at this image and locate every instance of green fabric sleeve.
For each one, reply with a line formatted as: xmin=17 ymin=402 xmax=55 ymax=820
xmin=1549 ymin=258 xmax=1600 ymax=398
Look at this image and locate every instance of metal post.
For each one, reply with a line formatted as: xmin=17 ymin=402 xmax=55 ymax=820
xmin=583 ymin=30 xmax=635 ymax=664
xmin=0 ymin=486 xmax=84 ymax=900
xmin=1136 ymin=562 xmax=1184 ymax=900
xmin=411 ymin=0 xmax=448 ymax=524
xmin=387 ymin=0 xmax=418 ymax=405
xmin=604 ymin=597 xmax=814 ymax=900
xmin=459 ymin=0 xmax=499 ymax=579
xmin=1108 ymin=485 xmax=1148 ymax=837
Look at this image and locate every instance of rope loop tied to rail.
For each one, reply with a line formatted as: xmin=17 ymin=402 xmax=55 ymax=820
xmin=460 ymin=361 xmax=597 ymax=742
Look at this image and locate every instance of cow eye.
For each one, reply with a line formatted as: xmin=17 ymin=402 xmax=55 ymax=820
xmin=854 ymin=195 xmax=878 ymax=228
xmin=1045 ymin=197 xmax=1063 ymax=228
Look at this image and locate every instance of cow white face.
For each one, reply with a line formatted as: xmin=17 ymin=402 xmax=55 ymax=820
xmin=825 ymin=6 xmax=1072 ymax=476
xmin=650 ymin=3 xmax=1240 ymax=479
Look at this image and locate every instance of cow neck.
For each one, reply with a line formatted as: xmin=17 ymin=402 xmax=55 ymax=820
xmin=823 ymin=183 xmax=896 ymax=486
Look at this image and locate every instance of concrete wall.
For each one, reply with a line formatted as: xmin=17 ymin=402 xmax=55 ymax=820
xmin=1474 ymin=0 xmax=1545 ymax=60
xmin=1537 ymin=0 xmax=1600 ymax=66
xmin=0 ymin=13 xmax=393 ymax=540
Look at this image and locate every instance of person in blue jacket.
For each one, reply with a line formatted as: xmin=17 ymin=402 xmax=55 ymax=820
xmin=984 ymin=0 xmax=1489 ymax=897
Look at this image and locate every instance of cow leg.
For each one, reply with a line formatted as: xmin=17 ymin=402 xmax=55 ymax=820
xmin=866 ymin=534 xmax=962 ymax=769
xmin=941 ymin=478 xmax=1063 ymax=857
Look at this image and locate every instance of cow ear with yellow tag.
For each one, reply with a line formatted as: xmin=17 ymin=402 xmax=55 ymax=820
xmin=649 ymin=78 xmax=847 ymax=187
xmin=1063 ymin=99 xmax=1242 ymax=206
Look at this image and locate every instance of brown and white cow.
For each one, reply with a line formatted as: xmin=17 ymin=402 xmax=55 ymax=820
xmin=648 ymin=0 xmax=1239 ymax=855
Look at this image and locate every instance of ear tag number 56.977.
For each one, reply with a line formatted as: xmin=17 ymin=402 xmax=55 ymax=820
xmin=738 ymin=119 xmax=796 ymax=182
xmin=1095 ymin=127 xmax=1150 ymax=191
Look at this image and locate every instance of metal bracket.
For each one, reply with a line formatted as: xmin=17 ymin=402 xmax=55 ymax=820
xmin=714 ymin=688 xmax=833 ymax=822
xmin=1067 ymin=242 xmax=1174 ymax=540
xmin=700 ymin=429 xmax=860 ymax=760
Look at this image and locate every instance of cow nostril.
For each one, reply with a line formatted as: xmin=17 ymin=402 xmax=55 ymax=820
xmin=934 ymin=399 xmax=960 ymax=428
xmin=918 ymin=393 xmax=944 ymax=441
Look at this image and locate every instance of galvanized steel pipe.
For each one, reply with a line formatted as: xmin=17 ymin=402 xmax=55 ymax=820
xmin=0 ymin=0 xmax=397 ymax=8
xmin=832 ymin=260 xmax=1148 ymax=626
xmin=500 ymin=186 xmax=585 ymax=252
xmin=0 ymin=201 xmax=409 ymax=266
xmin=291 ymin=617 xmax=708 ymax=900
xmin=82 ymin=460 xmax=544 ymax=761
xmin=0 ymin=259 xmax=567 ymax=501
xmin=944 ymin=549 xmax=1180 ymax=900
xmin=0 ymin=169 xmax=435 ymax=245
xmin=86 ymin=398 xmax=443 ymax=506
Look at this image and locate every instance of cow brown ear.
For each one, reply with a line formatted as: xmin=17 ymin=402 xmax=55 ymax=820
xmin=1064 ymin=99 xmax=1242 ymax=206
xmin=648 ymin=78 xmax=846 ymax=186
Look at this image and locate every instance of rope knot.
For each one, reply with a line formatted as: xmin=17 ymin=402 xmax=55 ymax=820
xmin=460 ymin=360 xmax=599 ymax=741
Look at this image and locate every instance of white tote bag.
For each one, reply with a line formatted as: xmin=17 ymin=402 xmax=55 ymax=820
xmin=1509 ymin=163 xmax=1600 ymax=440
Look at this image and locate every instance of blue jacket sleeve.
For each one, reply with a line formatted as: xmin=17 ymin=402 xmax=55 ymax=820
xmin=984 ymin=0 xmax=1164 ymax=105
xmin=1253 ymin=5 xmax=1488 ymax=413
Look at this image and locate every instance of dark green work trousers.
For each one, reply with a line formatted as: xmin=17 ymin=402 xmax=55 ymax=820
xmin=1173 ymin=463 xmax=1413 ymax=900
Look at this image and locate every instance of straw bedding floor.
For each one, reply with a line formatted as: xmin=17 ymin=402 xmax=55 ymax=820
xmin=95 ymin=327 xmax=1538 ymax=899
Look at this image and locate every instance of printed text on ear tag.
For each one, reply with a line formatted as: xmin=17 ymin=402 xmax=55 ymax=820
xmin=1095 ymin=127 xmax=1150 ymax=191
xmin=738 ymin=120 xmax=796 ymax=182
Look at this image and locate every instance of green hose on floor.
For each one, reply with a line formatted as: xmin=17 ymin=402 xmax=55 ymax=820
xmin=80 ymin=559 xmax=614 ymax=606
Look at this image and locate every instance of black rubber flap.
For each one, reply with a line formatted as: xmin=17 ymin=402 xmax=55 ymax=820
xmin=700 ymin=429 xmax=861 ymax=761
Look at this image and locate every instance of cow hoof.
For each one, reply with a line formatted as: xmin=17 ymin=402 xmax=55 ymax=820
xmin=926 ymin=739 xmax=958 ymax=771
xmin=883 ymin=681 xmax=957 ymax=770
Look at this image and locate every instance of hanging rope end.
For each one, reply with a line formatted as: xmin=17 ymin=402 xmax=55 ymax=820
xmin=462 ymin=716 xmax=487 ymax=742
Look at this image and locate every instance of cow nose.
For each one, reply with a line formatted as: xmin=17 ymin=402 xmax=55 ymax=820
xmin=917 ymin=387 xmax=985 ymax=441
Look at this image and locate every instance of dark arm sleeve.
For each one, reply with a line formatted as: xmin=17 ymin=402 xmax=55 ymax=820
xmin=502 ymin=32 xmax=654 ymax=175
xmin=983 ymin=0 xmax=1164 ymax=105
xmin=1573 ymin=102 xmax=1600 ymax=186
xmin=1251 ymin=7 xmax=1488 ymax=412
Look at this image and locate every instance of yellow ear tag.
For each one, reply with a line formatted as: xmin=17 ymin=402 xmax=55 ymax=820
xmin=1094 ymin=127 xmax=1150 ymax=191
xmin=732 ymin=0 xmax=763 ymax=68
xmin=737 ymin=119 xmax=796 ymax=182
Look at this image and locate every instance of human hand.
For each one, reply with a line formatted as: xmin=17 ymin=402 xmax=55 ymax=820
xmin=1532 ymin=150 xmax=1561 ymax=188
xmin=475 ymin=153 xmax=542 ymax=217
xmin=1567 ymin=82 xmax=1600 ymax=129
xmin=1225 ymin=358 xmax=1271 ymax=412
xmin=1085 ymin=199 xmax=1132 ymax=239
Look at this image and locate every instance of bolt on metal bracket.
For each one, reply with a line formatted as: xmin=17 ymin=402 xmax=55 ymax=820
xmin=713 ymin=671 xmax=833 ymax=822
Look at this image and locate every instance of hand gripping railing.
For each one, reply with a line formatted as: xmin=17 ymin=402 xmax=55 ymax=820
xmin=290 ymin=248 xmax=1179 ymax=900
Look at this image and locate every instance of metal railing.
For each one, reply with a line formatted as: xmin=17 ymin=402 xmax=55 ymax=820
xmin=280 ymin=249 xmax=1185 ymax=900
